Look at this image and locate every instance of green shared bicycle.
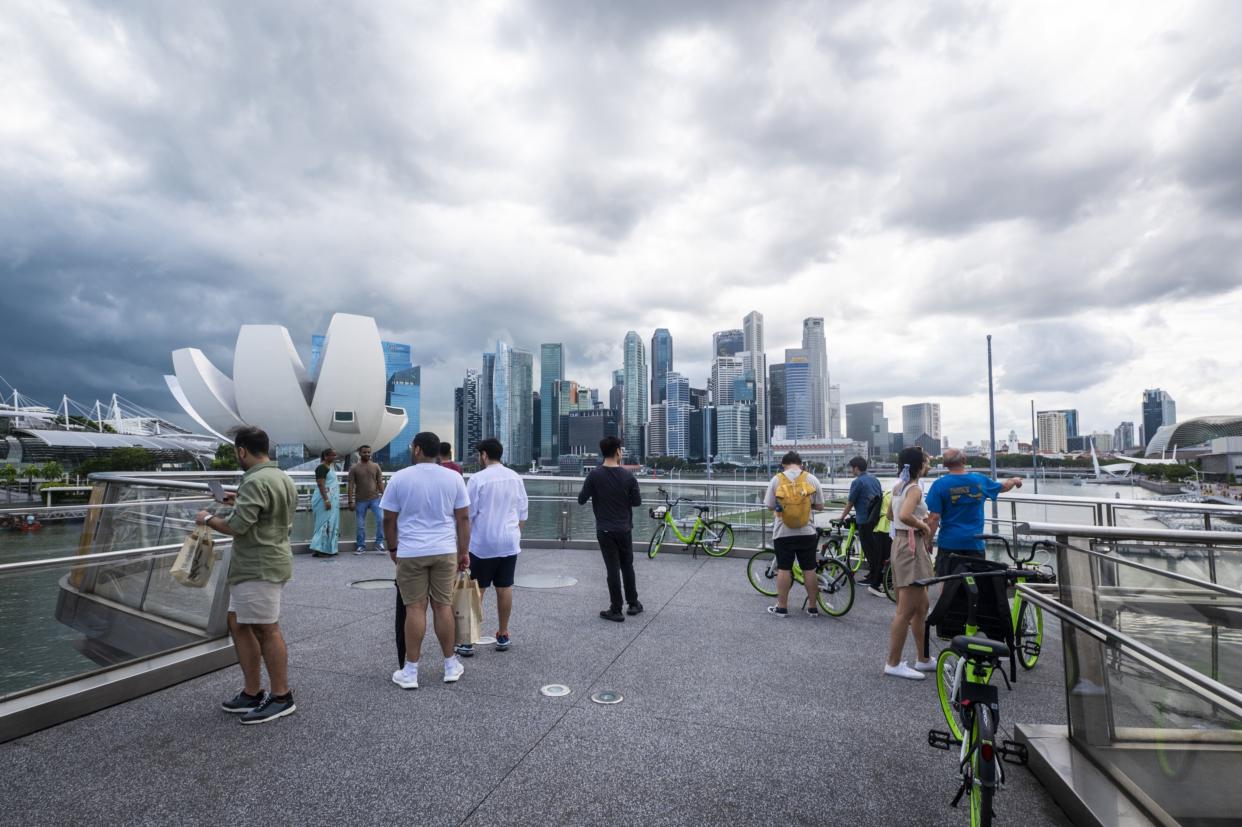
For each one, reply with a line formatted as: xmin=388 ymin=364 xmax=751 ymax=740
xmin=647 ymin=487 xmax=735 ymax=559
xmin=916 ymin=562 xmax=1055 ymax=826
xmin=822 ymin=515 xmax=865 ymax=572
xmin=745 ymin=527 xmax=856 ymax=616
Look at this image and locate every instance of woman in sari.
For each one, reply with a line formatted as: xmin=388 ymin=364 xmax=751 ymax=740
xmin=310 ymin=448 xmax=340 ymax=558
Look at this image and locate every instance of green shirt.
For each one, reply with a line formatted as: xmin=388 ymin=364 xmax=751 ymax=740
xmin=225 ymin=460 xmax=297 ymax=586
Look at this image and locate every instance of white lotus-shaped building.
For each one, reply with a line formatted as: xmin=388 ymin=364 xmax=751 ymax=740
xmin=165 ymin=313 xmax=408 ymax=456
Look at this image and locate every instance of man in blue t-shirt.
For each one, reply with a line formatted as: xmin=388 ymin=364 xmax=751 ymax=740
xmin=839 ymin=456 xmax=884 ymax=595
xmin=926 ymin=448 xmax=1023 ymax=576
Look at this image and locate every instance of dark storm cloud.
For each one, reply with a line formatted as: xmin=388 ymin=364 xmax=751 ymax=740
xmin=999 ymin=322 xmax=1134 ymax=394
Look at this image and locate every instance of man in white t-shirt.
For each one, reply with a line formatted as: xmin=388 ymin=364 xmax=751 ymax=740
xmin=456 ymin=437 xmax=528 ymax=658
xmin=381 ymin=432 xmax=470 ymax=689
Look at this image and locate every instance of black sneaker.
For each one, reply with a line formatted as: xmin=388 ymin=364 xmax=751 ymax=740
xmin=455 ymin=643 xmax=474 ymax=658
xmin=240 ymin=692 xmax=296 ymax=725
xmin=626 ymin=602 xmax=644 ymax=616
xmin=221 ymin=689 xmax=265 ymax=714
xmin=599 ymin=609 xmax=625 ymax=623
xmin=805 ymin=607 xmax=820 ymax=617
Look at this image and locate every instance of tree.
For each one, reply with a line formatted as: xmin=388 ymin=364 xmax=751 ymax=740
xmin=1 ymin=464 xmax=16 ymax=502
xmin=211 ymin=443 xmax=240 ymax=471
xmin=40 ymin=461 xmax=65 ymax=483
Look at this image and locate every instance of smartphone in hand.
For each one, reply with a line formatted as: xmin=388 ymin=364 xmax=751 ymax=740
xmin=207 ymin=480 xmax=227 ymax=503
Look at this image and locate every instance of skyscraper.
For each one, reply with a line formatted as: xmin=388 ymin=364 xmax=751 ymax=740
xmin=768 ymin=363 xmax=786 ymax=433
xmin=539 ymin=344 xmax=564 ymax=463
xmin=648 ymin=403 xmax=667 ymax=457
xmin=712 ymin=329 xmax=744 ymax=357
xmin=1037 ymin=410 xmax=1069 ymax=454
xmin=1142 ymin=389 xmax=1176 ymax=447
xmin=828 ymin=384 xmax=842 ymax=439
xmin=609 ymin=370 xmax=624 ymax=418
xmin=480 ymin=351 xmax=496 ymax=438
xmin=387 ymin=366 xmax=420 ymax=466
xmin=802 ymin=318 xmax=829 ymax=438
xmin=742 ymin=311 xmax=767 ymax=456
xmin=650 ymin=328 xmax=673 ymax=405
xmin=710 ymin=356 xmax=744 ymax=407
xmin=846 ymin=401 xmax=889 ymax=458
xmin=1114 ymin=421 xmax=1135 ymax=452
xmin=492 ymin=342 xmax=534 ymax=466
xmin=665 ymin=371 xmax=690 ymax=460
xmin=454 ymin=369 xmax=482 ymax=460
xmin=1046 ymin=409 xmax=1080 ymax=439
xmin=622 ymin=331 xmax=648 ymax=458
xmin=902 ymin=403 xmax=942 ymax=446
xmin=716 ymin=404 xmax=756 ymax=464
xmin=784 ymin=349 xmax=812 ymax=442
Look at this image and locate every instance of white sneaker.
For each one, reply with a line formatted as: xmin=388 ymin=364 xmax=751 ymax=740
xmin=884 ymin=662 xmax=926 ymax=681
xmin=914 ymin=659 xmax=937 ymax=672
xmin=867 ymin=586 xmax=886 ymax=598
xmin=391 ymin=663 xmax=418 ymax=690
xmin=443 ymin=655 xmax=464 ymax=683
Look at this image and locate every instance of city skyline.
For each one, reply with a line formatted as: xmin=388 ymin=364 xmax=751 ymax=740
xmin=2 ymin=3 xmax=1239 ymax=451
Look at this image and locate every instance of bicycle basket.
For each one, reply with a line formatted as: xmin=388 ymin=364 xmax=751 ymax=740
xmin=649 ymin=506 xmax=668 ymax=520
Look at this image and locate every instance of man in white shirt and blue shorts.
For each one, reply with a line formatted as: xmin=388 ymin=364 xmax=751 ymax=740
xmin=456 ymin=437 xmax=528 ymax=657
xmin=382 ymin=432 xmax=470 ymax=689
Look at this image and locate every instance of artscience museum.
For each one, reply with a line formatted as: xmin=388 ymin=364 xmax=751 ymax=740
xmin=165 ymin=313 xmax=408 ymax=461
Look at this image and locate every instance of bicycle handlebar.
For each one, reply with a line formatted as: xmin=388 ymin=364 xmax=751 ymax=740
xmin=912 ymin=567 xmax=1055 ymax=589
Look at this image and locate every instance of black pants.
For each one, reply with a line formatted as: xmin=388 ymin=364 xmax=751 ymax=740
xmin=597 ymin=530 xmax=639 ymax=611
xmin=874 ymin=532 xmax=892 ymax=586
xmin=859 ymin=524 xmax=883 ymax=587
xmin=395 ymin=587 xmax=407 ymax=666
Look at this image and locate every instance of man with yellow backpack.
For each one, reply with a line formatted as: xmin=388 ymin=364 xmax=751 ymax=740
xmin=763 ymin=451 xmax=826 ymax=617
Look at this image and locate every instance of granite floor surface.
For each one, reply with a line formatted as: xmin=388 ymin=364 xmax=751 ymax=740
xmin=1 ymin=547 xmax=1072 ymax=827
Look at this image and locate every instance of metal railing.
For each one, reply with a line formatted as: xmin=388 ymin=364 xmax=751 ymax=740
xmin=1015 ymin=522 xmax=1242 ymax=825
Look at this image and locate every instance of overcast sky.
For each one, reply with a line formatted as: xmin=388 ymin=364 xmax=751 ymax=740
xmin=2 ymin=1 xmax=1240 ymax=447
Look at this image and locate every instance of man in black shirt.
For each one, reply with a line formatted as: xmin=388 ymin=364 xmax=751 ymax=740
xmin=577 ymin=436 xmax=642 ymax=621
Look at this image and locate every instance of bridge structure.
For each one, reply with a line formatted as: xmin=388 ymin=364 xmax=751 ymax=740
xmin=1 ymin=473 xmax=1240 ymax=825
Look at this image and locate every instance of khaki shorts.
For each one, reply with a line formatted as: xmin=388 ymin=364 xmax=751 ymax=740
xmin=228 ymin=579 xmax=284 ymax=625
xmin=396 ymin=554 xmax=457 ymax=605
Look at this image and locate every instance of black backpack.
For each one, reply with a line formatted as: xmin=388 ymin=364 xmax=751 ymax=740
xmin=922 ymin=554 xmax=1018 ymax=681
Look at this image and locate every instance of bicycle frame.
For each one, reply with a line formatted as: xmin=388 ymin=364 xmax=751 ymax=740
xmin=661 ymin=508 xmax=705 ymax=545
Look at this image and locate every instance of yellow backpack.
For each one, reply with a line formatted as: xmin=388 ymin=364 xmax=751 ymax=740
xmin=775 ymin=470 xmax=813 ymax=529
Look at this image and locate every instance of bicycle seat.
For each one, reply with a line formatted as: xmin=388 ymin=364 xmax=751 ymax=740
xmin=695 ymin=505 xmax=709 ymax=513
xmin=950 ymin=635 xmax=1010 ymax=661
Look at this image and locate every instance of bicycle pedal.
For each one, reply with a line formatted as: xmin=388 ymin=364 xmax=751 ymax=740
xmin=999 ymin=740 xmax=1029 ymax=765
xmin=927 ymin=730 xmax=957 ymax=750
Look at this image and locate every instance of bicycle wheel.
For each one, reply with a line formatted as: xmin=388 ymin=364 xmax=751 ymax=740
xmin=970 ymin=751 xmax=994 ymax=827
xmin=647 ymin=524 xmax=667 ymax=559
xmin=815 ymin=557 xmax=855 ymax=617
xmin=700 ymin=520 xmax=735 ymax=557
xmin=1016 ymin=601 xmax=1044 ymax=670
xmin=746 ymin=550 xmax=779 ymax=597
xmin=883 ymin=565 xmax=896 ymax=603
xmin=844 ymin=534 xmax=864 ymax=572
xmin=936 ymin=648 xmax=966 ymax=741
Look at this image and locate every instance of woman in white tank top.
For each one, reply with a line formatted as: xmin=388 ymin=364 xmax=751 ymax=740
xmin=884 ymin=447 xmax=935 ymax=681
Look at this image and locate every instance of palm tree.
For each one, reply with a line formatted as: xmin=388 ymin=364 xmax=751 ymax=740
xmin=41 ymin=461 xmax=65 ymax=485
xmin=23 ymin=465 xmax=38 ymax=498
xmin=1 ymin=464 xmax=16 ymax=503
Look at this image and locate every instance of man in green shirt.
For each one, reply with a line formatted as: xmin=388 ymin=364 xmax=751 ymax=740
xmin=195 ymin=426 xmax=298 ymax=725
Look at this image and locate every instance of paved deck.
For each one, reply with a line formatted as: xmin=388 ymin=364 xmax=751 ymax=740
xmin=2 ymin=547 xmax=1071 ymax=826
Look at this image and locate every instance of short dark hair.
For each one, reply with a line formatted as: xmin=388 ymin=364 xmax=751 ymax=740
xmin=231 ymin=426 xmax=269 ymax=456
xmin=320 ymin=448 xmax=335 ymax=461
xmin=439 ymin=441 xmax=453 ymax=459
xmin=411 ymin=431 xmax=440 ymax=459
xmin=848 ymin=456 xmax=868 ymax=472
xmin=477 ymin=438 xmax=503 ymax=461
xmin=781 ymin=451 xmax=802 ymax=466
xmin=599 ymin=436 xmax=622 ymax=458
xmin=359 ymin=444 xmax=371 ymax=451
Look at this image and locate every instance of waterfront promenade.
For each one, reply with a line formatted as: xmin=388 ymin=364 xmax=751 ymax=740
xmin=0 ymin=547 xmax=1070 ymax=826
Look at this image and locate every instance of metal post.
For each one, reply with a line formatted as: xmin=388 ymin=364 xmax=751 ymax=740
xmin=1030 ymin=400 xmax=1039 ymax=495
xmin=987 ymin=335 xmax=998 ymax=531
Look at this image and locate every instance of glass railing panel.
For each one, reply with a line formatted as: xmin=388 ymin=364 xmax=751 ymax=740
xmin=1066 ymin=636 xmax=1242 ymax=824
xmin=0 ymin=544 xmax=230 ymax=702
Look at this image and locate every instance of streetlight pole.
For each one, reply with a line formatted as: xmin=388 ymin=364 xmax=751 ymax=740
xmin=987 ymin=335 xmax=998 ymax=528
xmin=1030 ymin=399 xmax=1039 ymax=495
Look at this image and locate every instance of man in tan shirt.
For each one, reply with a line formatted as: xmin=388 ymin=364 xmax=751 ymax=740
xmin=347 ymin=445 xmax=386 ymax=554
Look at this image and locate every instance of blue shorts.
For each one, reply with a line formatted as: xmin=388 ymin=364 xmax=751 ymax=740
xmin=469 ymin=553 xmax=518 ymax=588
